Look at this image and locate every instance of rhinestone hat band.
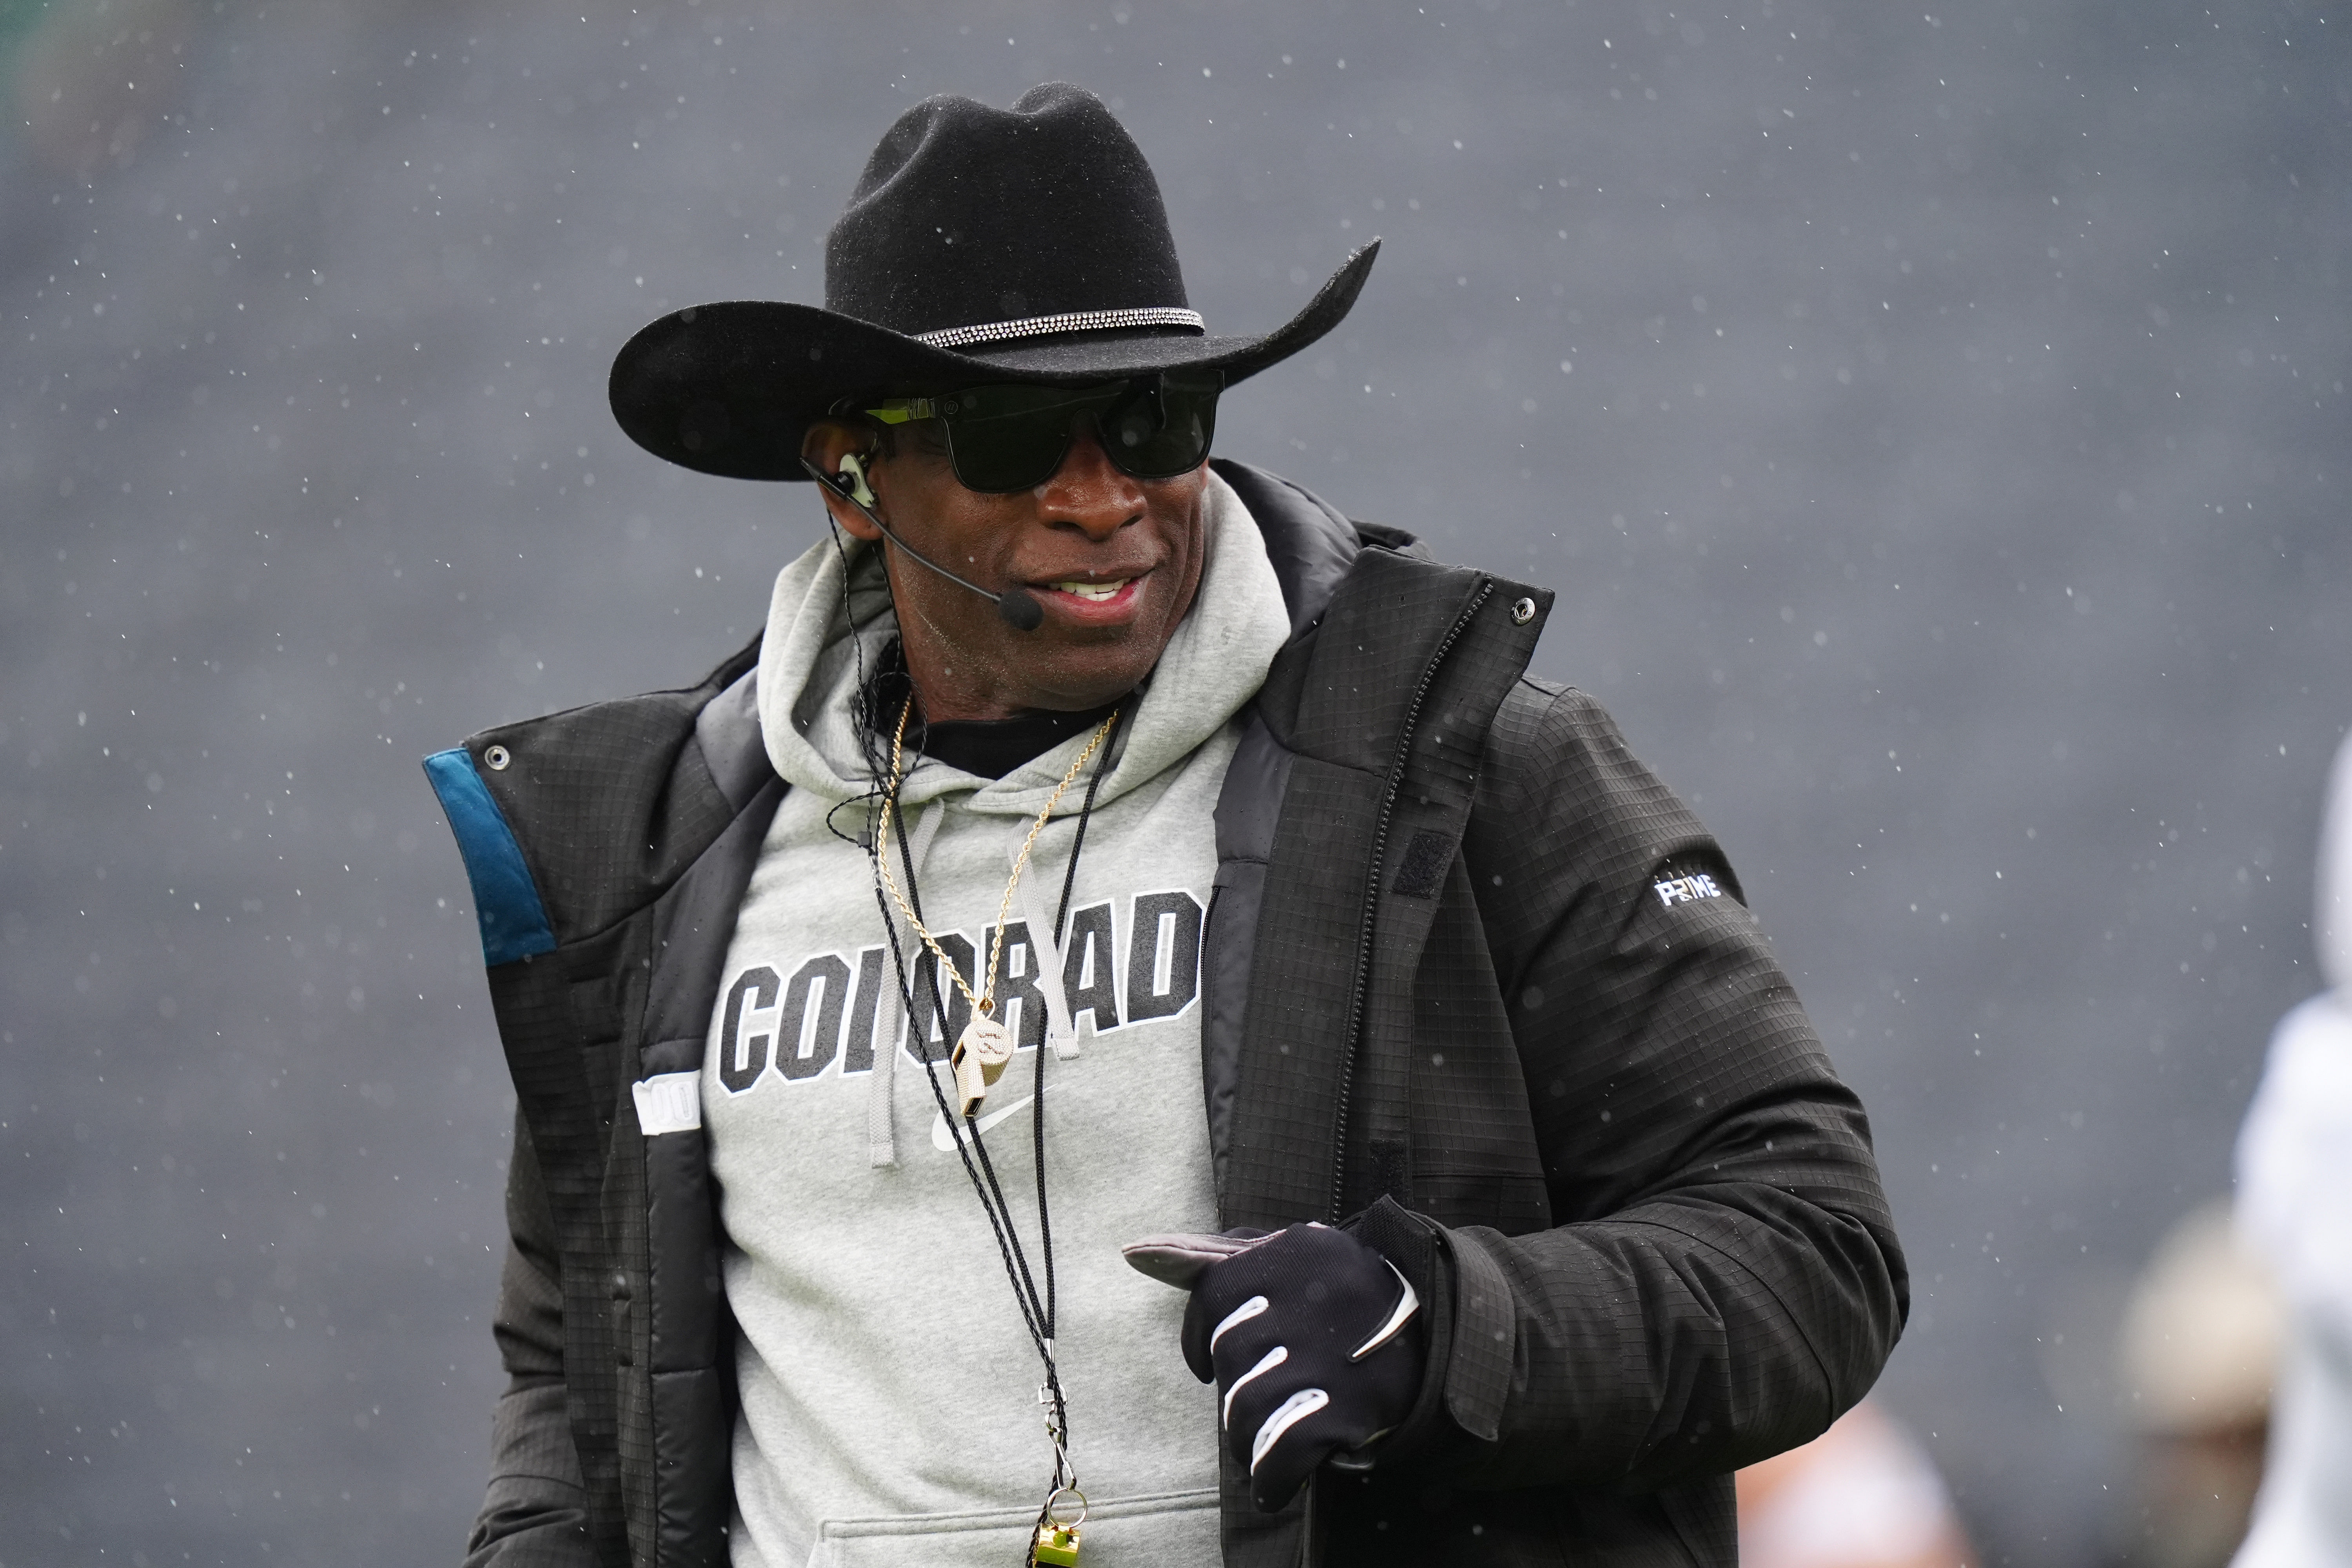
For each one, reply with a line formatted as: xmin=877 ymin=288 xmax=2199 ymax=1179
xmin=913 ymin=306 xmax=1204 ymax=350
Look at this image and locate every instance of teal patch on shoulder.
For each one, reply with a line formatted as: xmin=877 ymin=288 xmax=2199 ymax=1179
xmin=421 ymin=748 xmax=557 ymax=966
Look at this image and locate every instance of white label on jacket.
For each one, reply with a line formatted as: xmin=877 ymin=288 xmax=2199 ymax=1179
xmin=1653 ymin=873 xmax=1724 ymax=907
xmin=632 ymin=1071 xmax=703 ymax=1135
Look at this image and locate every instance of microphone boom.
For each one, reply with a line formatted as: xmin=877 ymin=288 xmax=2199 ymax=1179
xmin=800 ymin=457 xmax=1042 ymax=633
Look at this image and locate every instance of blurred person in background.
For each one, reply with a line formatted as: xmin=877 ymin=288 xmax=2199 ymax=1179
xmin=2101 ymin=732 xmax=2352 ymax=1568
xmin=2116 ymin=1201 xmax=2281 ymax=1568
xmin=1735 ymin=1401 xmax=1975 ymax=1568
xmin=2231 ymin=730 xmax=2352 ymax=1566
xmin=425 ymin=85 xmax=1907 ymax=1567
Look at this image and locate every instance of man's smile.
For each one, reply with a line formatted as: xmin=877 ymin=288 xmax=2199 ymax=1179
xmin=1032 ymin=570 xmax=1150 ymax=622
xmin=1048 ymin=577 xmax=1131 ymax=603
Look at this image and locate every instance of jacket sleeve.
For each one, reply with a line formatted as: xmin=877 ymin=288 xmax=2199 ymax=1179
xmin=462 ymin=1110 xmax=593 ymax=1567
xmin=1419 ymin=679 xmax=1908 ymax=1491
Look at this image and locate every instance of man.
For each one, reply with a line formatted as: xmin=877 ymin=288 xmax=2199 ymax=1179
xmin=428 ymin=85 xmax=1906 ymax=1568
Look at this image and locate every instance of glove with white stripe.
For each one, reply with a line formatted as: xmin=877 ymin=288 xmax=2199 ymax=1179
xmin=1176 ymin=1221 xmax=1425 ymax=1512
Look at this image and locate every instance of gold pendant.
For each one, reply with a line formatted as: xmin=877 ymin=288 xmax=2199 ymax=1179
xmin=949 ymin=1015 xmax=1015 ymax=1117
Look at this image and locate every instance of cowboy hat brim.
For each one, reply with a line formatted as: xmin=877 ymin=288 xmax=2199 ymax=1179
xmin=608 ymin=241 xmax=1377 ymax=482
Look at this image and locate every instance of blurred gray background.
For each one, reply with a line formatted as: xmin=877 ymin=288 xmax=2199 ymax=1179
xmin=2 ymin=0 xmax=2344 ymax=1562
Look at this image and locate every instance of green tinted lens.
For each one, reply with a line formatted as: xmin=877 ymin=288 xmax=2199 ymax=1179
xmin=931 ymin=376 xmax=1221 ymax=492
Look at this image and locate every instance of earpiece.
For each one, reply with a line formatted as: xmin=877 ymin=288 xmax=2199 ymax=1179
xmin=836 ymin=451 xmax=878 ymax=508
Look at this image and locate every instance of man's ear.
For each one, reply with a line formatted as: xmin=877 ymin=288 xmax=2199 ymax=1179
xmin=802 ymin=419 xmax=883 ymax=541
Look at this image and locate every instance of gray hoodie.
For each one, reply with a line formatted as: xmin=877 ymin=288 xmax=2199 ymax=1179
xmin=702 ymin=472 xmax=1290 ymax=1568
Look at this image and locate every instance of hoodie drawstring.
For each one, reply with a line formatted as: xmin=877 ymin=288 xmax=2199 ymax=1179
xmin=867 ymin=799 xmax=944 ymax=1168
xmin=1015 ymin=822 xmax=1083 ymax=1062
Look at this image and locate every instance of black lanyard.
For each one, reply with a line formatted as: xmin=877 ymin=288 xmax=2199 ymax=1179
xmin=866 ymin=705 xmax=1123 ymax=1525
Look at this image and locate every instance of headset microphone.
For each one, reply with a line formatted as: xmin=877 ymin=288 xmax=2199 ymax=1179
xmin=802 ymin=456 xmax=1045 ymax=632
xmin=994 ymin=584 xmax=1047 ymax=632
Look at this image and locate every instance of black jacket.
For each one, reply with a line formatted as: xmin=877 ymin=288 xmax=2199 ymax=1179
xmin=431 ymin=461 xmax=1906 ymax=1568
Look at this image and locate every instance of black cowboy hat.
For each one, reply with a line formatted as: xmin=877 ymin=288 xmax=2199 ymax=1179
xmin=609 ymin=82 xmax=1377 ymax=482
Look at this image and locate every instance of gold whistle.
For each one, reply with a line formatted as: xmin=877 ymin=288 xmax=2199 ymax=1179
xmin=950 ymin=1015 xmax=1015 ymax=1117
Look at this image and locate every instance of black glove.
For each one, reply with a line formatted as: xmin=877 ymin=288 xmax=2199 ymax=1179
xmin=1178 ymin=1221 xmax=1425 ymax=1512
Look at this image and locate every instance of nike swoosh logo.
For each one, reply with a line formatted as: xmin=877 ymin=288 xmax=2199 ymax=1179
xmin=931 ymin=1086 xmax=1055 ymax=1153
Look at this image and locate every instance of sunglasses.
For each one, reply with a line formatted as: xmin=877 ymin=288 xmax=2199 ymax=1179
xmin=861 ymin=372 xmax=1222 ymax=493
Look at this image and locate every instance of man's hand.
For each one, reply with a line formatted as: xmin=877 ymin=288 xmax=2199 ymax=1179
xmin=1177 ymin=1222 xmax=1424 ymax=1512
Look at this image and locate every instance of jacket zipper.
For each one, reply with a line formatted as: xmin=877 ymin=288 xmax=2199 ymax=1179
xmin=1326 ymin=577 xmax=1495 ymax=1220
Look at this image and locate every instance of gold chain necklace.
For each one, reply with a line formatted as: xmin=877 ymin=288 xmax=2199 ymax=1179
xmin=874 ymin=693 xmax=1119 ymax=1117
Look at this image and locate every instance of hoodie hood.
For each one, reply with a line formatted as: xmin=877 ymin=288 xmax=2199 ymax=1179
xmin=753 ymin=467 xmax=1290 ymax=818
